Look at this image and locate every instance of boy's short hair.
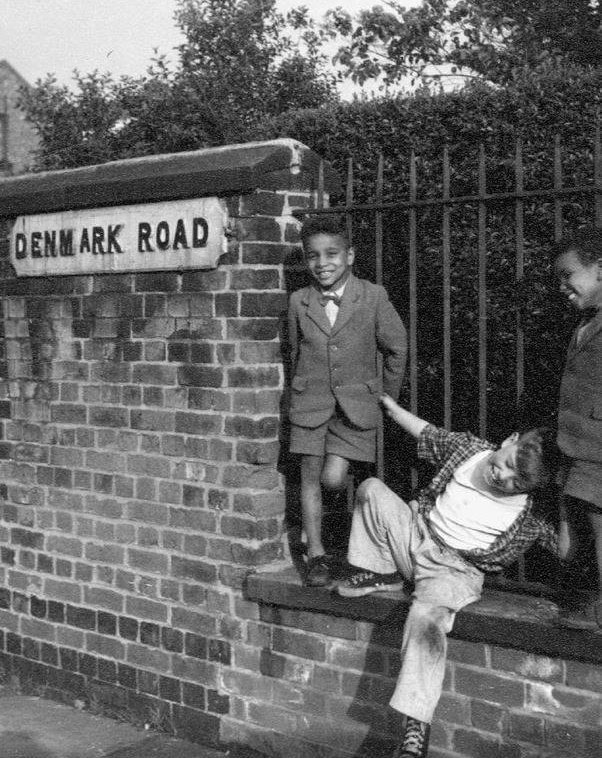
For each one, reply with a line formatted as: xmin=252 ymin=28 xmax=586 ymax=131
xmin=553 ymin=226 xmax=602 ymax=265
xmin=300 ymin=215 xmax=350 ymax=249
xmin=515 ymin=427 xmax=560 ymax=491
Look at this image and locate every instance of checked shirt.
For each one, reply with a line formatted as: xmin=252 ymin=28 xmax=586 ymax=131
xmin=414 ymin=424 xmax=558 ymax=573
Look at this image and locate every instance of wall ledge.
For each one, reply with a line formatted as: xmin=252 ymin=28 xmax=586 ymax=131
xmin=245 ymin=567 xmax=602 ymax=664
xmin=0 ymin=139 xmax=340 ymax=216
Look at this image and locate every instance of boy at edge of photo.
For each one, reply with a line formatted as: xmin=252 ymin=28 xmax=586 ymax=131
xmin=553 ymin=227 xmax=602 ymax=629
xmin=336 ymin=394 xmax=561 ymax=758
xmin=287 ymin=215 xmax=407 ymax=586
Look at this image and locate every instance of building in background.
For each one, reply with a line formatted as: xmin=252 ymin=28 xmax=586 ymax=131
xmin=0 ymin=60 xmax=39 ymax=176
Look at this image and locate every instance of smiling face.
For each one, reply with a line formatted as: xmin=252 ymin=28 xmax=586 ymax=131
xmin=304 ymin=233 xmax=354 ymax=292
xmin=477 ymin=435 xmax=534 ymax=496
xmin=555 ymin=249 xmax=602 ymax=312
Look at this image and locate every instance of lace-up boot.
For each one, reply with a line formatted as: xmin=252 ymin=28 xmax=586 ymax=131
xmin=393 ymin=716 xmax=430 ymax=758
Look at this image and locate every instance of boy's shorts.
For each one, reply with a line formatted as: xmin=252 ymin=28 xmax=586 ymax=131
xmin=290 ymin=408 xmax=376 ymax=462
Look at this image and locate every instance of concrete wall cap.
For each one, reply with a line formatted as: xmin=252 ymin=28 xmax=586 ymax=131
xmin=0 ymin=139 xmax=340 ymax=217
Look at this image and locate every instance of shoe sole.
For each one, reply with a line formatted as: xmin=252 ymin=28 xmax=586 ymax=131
xmin=337 ymin=581 xmax=405 ymax=598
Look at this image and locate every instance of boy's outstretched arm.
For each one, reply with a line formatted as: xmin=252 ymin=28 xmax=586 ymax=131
xmin=381 ymin=394 xmax=429 ymax=439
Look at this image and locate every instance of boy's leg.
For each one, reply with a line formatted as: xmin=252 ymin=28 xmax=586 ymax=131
xmin=390 ymin=537 xmax=483 ymax=754
xmin=586 ymin=510 xmax=602 ymax=626
xmin=346 ymin=477 xmax=414 ymax=580
xmin=389 ymin=601 xmax=456 ymax=724
xmin=321 ymin=453 xmax=349 ymax=491
xmin=300 ymin=453 xmax=326 ymax=560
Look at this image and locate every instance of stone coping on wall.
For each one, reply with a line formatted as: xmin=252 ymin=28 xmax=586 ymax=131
xmin=0 ymin=138 xmax=341 ymax=216
xmin=245 ymin=567 xmax=602 ymax=665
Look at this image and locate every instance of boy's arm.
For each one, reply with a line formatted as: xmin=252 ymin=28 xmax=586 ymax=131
xmin=381 ymin=394 xmax=429 ymax=439
xmin=375 ymin=289 xmax=407 ymax=399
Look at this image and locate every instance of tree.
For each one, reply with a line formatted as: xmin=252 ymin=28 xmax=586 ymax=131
xmin=18 ymin=0 xmax=337 ymax=170
xmin=327 ymin=0 xmax=602 ymax=88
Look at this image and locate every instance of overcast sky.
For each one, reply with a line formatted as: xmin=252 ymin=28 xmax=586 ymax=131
xmin=0 ymin=0 xmax=418 ymax=88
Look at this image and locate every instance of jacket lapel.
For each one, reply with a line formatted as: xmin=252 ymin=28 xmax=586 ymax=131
xmin=302 ymin=286 xmax=331 ymax=335
xmin=573 ymin=311 xmax=602 ymax=353
xmin=331 ymin=275 xmax=361 ymax=336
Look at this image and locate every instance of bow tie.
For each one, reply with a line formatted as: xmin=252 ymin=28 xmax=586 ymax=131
xmin=320 ymin=293 xmax=342 ymax=307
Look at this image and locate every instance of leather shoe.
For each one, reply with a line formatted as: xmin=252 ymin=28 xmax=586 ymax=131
xmin=305 ymin=555 xmax=333 ymax=587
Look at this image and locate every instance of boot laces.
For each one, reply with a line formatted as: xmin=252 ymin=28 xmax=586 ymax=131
xmin=400 ymin=718 xmax=427 ymax=756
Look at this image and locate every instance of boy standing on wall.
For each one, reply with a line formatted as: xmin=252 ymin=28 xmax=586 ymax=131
xmin=287 ymin=215 xmax=407 ymax=586
xmin=337 ymin=394 xmax=560 ymax=758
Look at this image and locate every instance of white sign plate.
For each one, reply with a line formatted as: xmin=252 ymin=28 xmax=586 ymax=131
xmin=10 ymin=197 xmax=228 ymax=276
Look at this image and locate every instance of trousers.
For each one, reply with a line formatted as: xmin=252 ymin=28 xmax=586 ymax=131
xmin=347 ymin=478 xmax=484 ymax=723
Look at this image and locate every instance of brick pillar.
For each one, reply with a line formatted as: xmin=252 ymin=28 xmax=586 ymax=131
xmin=0 ymin=140 xmax=340 ymax=742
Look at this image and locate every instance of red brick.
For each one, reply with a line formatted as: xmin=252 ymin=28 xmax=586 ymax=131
xmin=89 ymin=406 xmax=129 ymax=427
xmin=43 ymin=578 xmax=82 ymax=603
xmin=545 ymin=719 xmax=587 ymax=752
xmin=46 ymin=536 xmax=82 ymax=557
xmin=490 ymin=647 xmax=563 ymax=683
xmin=126 ymin=643 xmax=170 ymax=672
xmin=236 ymin=217 xmax=282 ymax=244
xmin=272 ymin=627 xmax=326 ymax=662
xmin=232 ymin=390 xmax=281 ymax=414
xmin=20 ymin=617 xmax=57 ymax=642
xmin=453 ymin=728 xmax=520 ymax=758
xmin=508 ymin=712 xmax=545 ymax=745
xmin=470 ymin=699 xmax=507 ymax=732
xmin=50 ymin=404 xmax=87 ymax=424
xmin=565 ymin=660 xmax=602 ymax=693
xmin=225 ymin=415 xmax=279 ymax=439
xmin=242 ymin=242 xmax=295 ymax=265
xmin=454 ymin=666 xmax=525 ymax=707
xmin=172 ymin=655 xmax=218 ymax=686
xmin=84 ymin=543 xmax=124 ymax=563
xmin=85 ymin=633 xmax=126 ymax=659
xmin=220 ymin=516 xmax=279 ymax=541
xmin=233 ymin=491 xmax=286 ymax=517
xmin=128 ymin=548 xmax=169 ymax=574
xmin=125 ymin=597 xmax=168 ymax=623
xmin=222 ymin=465 xmax=280 ymax=490
xmin=448 ymin=638 xmax=487 ymax=667
xmin=174 ymin=412 xmax=222 ymax=436
xmin=241 ymin=292 xmax=288 ymax=317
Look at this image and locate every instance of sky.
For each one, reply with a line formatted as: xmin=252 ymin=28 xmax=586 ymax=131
xmin=0 ymin=0 xmax=419 ymax=89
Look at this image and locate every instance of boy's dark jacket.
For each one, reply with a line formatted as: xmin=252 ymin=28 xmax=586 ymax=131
xmin=287 ymin=274 xmax=407 ymax=430
xmin=557 ymin=310 xmax=602 ymax=462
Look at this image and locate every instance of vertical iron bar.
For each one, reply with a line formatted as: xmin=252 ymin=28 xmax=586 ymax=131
xmin=442 ymin=146 xmax=451 ymax=430
xmin=515 ymin=138 xmax=525 ymax=409
xmin=375 ymin=155 xmax=384 ymax=479
xmin=594 ymin=121 xmax=602 ymax=228
xmin=554 ymin=136 xmax=563 ymax=240
xmin=346 ymin=157 xmax=354 ymax=244
xmin=317 ymin=159 xmax=325 ymax=210
xmin=409 ymin=151 xmax=418 ymax=489
xmin=515 ymin=141 xmax=526 ymax=585
xmin=346 ymin=158 xmax=355 ymax=509
xmin=478 ymin=145 xmax=487 ymax=438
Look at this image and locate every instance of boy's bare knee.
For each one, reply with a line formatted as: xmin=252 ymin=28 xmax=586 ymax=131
xmin=321 ymin=469 xmax=347 ymax=491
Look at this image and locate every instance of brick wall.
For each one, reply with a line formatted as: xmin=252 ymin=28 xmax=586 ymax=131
xmin=241 ymin=575 xmax=601 ymax=758
xmin=0 ymin=140 xmax=330 ymax=746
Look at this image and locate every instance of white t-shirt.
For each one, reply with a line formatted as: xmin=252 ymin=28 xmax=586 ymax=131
xmin=428 ymin=450 xmax=527 ymax=551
